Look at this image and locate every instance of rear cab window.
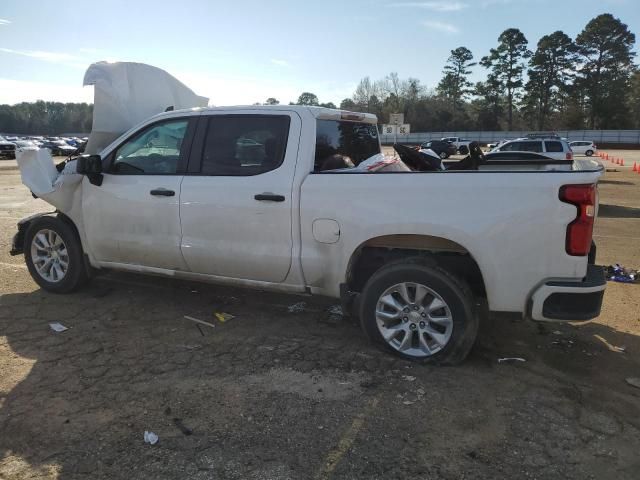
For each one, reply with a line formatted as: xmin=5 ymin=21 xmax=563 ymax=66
xmin=314 ymin=119 xmax=380 ymax=171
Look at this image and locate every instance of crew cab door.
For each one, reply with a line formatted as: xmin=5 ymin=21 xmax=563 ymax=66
xmin=179 ymin=111 xmax=301 ymax=282
xmin=82 ymin=116 xmax=197 ymax=270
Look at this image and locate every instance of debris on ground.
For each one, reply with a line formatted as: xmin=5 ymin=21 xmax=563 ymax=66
xmin=594 ymin=334 xmax=626 ymax=353
xmin=498 ymin=357 xmax=526 ymax=364
xmin=173 ymin=418 xmax=193 ymax=436
xmin=49 ymin=322 xmax=68 ymax=333
xmin=551 ymin=338 xmax=575 ymax=349
xmin=625 ymin=377 xmax=640 ymax=389
xmin=214 ymin=312 xmax=235 ymax=323
xmin=402 ymin=375 xmax=416 ymax=381
xmin=183 ymin=315 xmax=216 ymax=329
xmin=143 ymin=431 xmax=159 ymax=445
xmin=606 ymin=264 xmax=639 ymax=283
xmin=323 ymin=305 xmax=343 ymax=324
xmin=288 ymin=302 xmax=306 ymax=313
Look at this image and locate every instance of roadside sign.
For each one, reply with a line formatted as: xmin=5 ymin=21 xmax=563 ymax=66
xmin=398 ymin=124 xmax=410 ymax=135
xmin=382 ymin=124 xmax=411 ymax=136
xmin=389 ymin=113 xmax=404 ymax=125
xmin=382 ymin=124 xmax=395 ymax=135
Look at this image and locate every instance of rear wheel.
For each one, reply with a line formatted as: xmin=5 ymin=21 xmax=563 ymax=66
xmin=439 ymin=151 xmax=448 ymax=159
xmin=585 ymin=150 xmax=594 ymax=156
xmin=24 ymin=217 xmax=88 ymax=293
xmin=359 ymin=262 xmax=478 ymax=365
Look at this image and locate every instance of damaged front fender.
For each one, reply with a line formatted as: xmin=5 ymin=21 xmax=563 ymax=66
xmin=12 ymin=148 xmax=87 ymax=256
xmin=10 ymin=211 xmax=56 ymax=255
xmin=17 ymin=148 xmax=84 ymax=213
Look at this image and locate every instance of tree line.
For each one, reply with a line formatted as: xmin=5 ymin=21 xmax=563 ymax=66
xmin=280 ymin=13 xmax=638 ymax=132
xmin=0 ymin=101 xmax=93 ymax=135
xmin=2 ymin=13 xmax=637 ymax=135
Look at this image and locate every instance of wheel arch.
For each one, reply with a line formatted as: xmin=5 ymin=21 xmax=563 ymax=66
xmin=345 ymin=234 xmax=487 ymax=298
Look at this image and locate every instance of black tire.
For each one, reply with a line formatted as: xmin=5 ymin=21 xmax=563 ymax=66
xmin=359 ymin=262 xmax=478 ymax=365
xmin=439 ymin=151 xmax=448 ymax=160
xmin=585 ymin=150 xmax=594 ymax=157
xmin=24 ymin=216 xmax=88 ymax=293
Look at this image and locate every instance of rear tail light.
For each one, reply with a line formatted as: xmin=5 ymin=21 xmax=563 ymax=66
xmin=559 ymin=184 xmax=596 ymax=256
xmin=566 ymin=151 xmax=573 ymax=160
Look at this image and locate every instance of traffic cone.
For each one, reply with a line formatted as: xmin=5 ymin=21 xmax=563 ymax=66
xmin=605 ymin=153 xmax=609 ymax=160
xmin=620 ymin=159 xmax=624 ymax=166
xmin=633 ymin=162 xmax=637 ymax=172
xmin=616 ymin=158 xmax=621 ymax=165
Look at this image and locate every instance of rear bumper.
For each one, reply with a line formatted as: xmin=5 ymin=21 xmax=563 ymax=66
xmin=529 ymin=265 xmax=606 ymax=322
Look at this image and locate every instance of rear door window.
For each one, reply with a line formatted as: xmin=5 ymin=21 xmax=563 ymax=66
xmin=199 ymin=115 xmax=290 ymax=176
xmin=544 ymin=141 xmax=564 ymax=152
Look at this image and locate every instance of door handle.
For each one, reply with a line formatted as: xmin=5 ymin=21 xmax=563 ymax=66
xmin=254 ymin=193 xmax=285 ymax=202
xmin=150 ymin=188 xmax=175 ymax=197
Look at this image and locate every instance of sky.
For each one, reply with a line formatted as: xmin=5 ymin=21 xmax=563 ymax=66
xmin=0 ymin=0 xmax=638 ymax=107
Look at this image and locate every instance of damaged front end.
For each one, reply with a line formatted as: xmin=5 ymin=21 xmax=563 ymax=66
xmin=12 ymin=61 xmax=209 ymax=258
xmin=10 ymin=148 xmax=85 ymax=256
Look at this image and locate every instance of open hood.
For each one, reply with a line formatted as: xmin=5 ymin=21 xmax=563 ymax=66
xmin=83 ymin=61 xmax=208 ymax=154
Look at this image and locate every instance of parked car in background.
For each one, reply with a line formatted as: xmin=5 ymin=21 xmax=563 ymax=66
xmin=569 ymin=141 xmax=597 ymax=156
xmin=0 ymin=136 xmax=16 ymax=159
xmin=41 ymin=140 xmax=78 ymax=156
xmin=13 ymin=140 xmax=39 ymax=154
xmin=487 ymin=139 xmax=508 ymax=149
xmin=419 ymin=139 xmax=457 ymax=159
xmin=492 ymin=137 xmax=573 ymax=161
xmin=440 ymin=136 xmax=472 ymax=153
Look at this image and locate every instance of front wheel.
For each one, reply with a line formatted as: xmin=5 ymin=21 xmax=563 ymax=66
xmin=24 ymin=216 xmax=88 ymax=293
xmin=585 ymin=150 xmax=594 ymax=156
xmin=439 ymin=151 xmax=448 ymax=159
xmin=359 ymin=263 xmax=478 ymax=365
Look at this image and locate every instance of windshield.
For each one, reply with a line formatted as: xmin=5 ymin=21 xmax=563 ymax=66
xmin=314 ymin=120 xmax=380 ymax=171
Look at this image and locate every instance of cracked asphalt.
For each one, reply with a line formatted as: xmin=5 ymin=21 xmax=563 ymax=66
xmin=1 ymin=158 xmax=640 ymax=479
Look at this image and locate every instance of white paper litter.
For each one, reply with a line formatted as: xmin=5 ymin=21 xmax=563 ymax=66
xmin=498 ymin=357 xmax=526 ymax=363
xmin=144 ymin=430 xmax=159 ymax=445
xmin=49 ymin=322 xmax=68 ymax=333
xmin=288 ymin=302 xmax=306 ymax=313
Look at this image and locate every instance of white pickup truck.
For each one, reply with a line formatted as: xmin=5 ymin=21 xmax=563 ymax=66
xmin=11 ymin=104 xmax=606 ymax=365
xmin=440 ymin=136 xmax=472 ymax=152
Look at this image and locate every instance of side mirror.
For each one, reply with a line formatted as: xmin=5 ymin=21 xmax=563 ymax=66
xmin=458 ymin=145 xmax=469 ymax=155
xmin=76 ymin=155 xmax=102 ymax=175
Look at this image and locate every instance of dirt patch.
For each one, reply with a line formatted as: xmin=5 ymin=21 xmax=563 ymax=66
xmin=1 ymin=165 xmax=640 ymax=479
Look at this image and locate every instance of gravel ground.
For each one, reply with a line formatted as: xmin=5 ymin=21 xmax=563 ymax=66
xmin=1 ymin=154 xmax=639 ymax=479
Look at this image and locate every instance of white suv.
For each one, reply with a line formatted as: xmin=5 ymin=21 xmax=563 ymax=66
xmin=493 ymin=137 xmax=573 ymax=161
xmin=569 ymin=141 xmax=597 ymax=157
